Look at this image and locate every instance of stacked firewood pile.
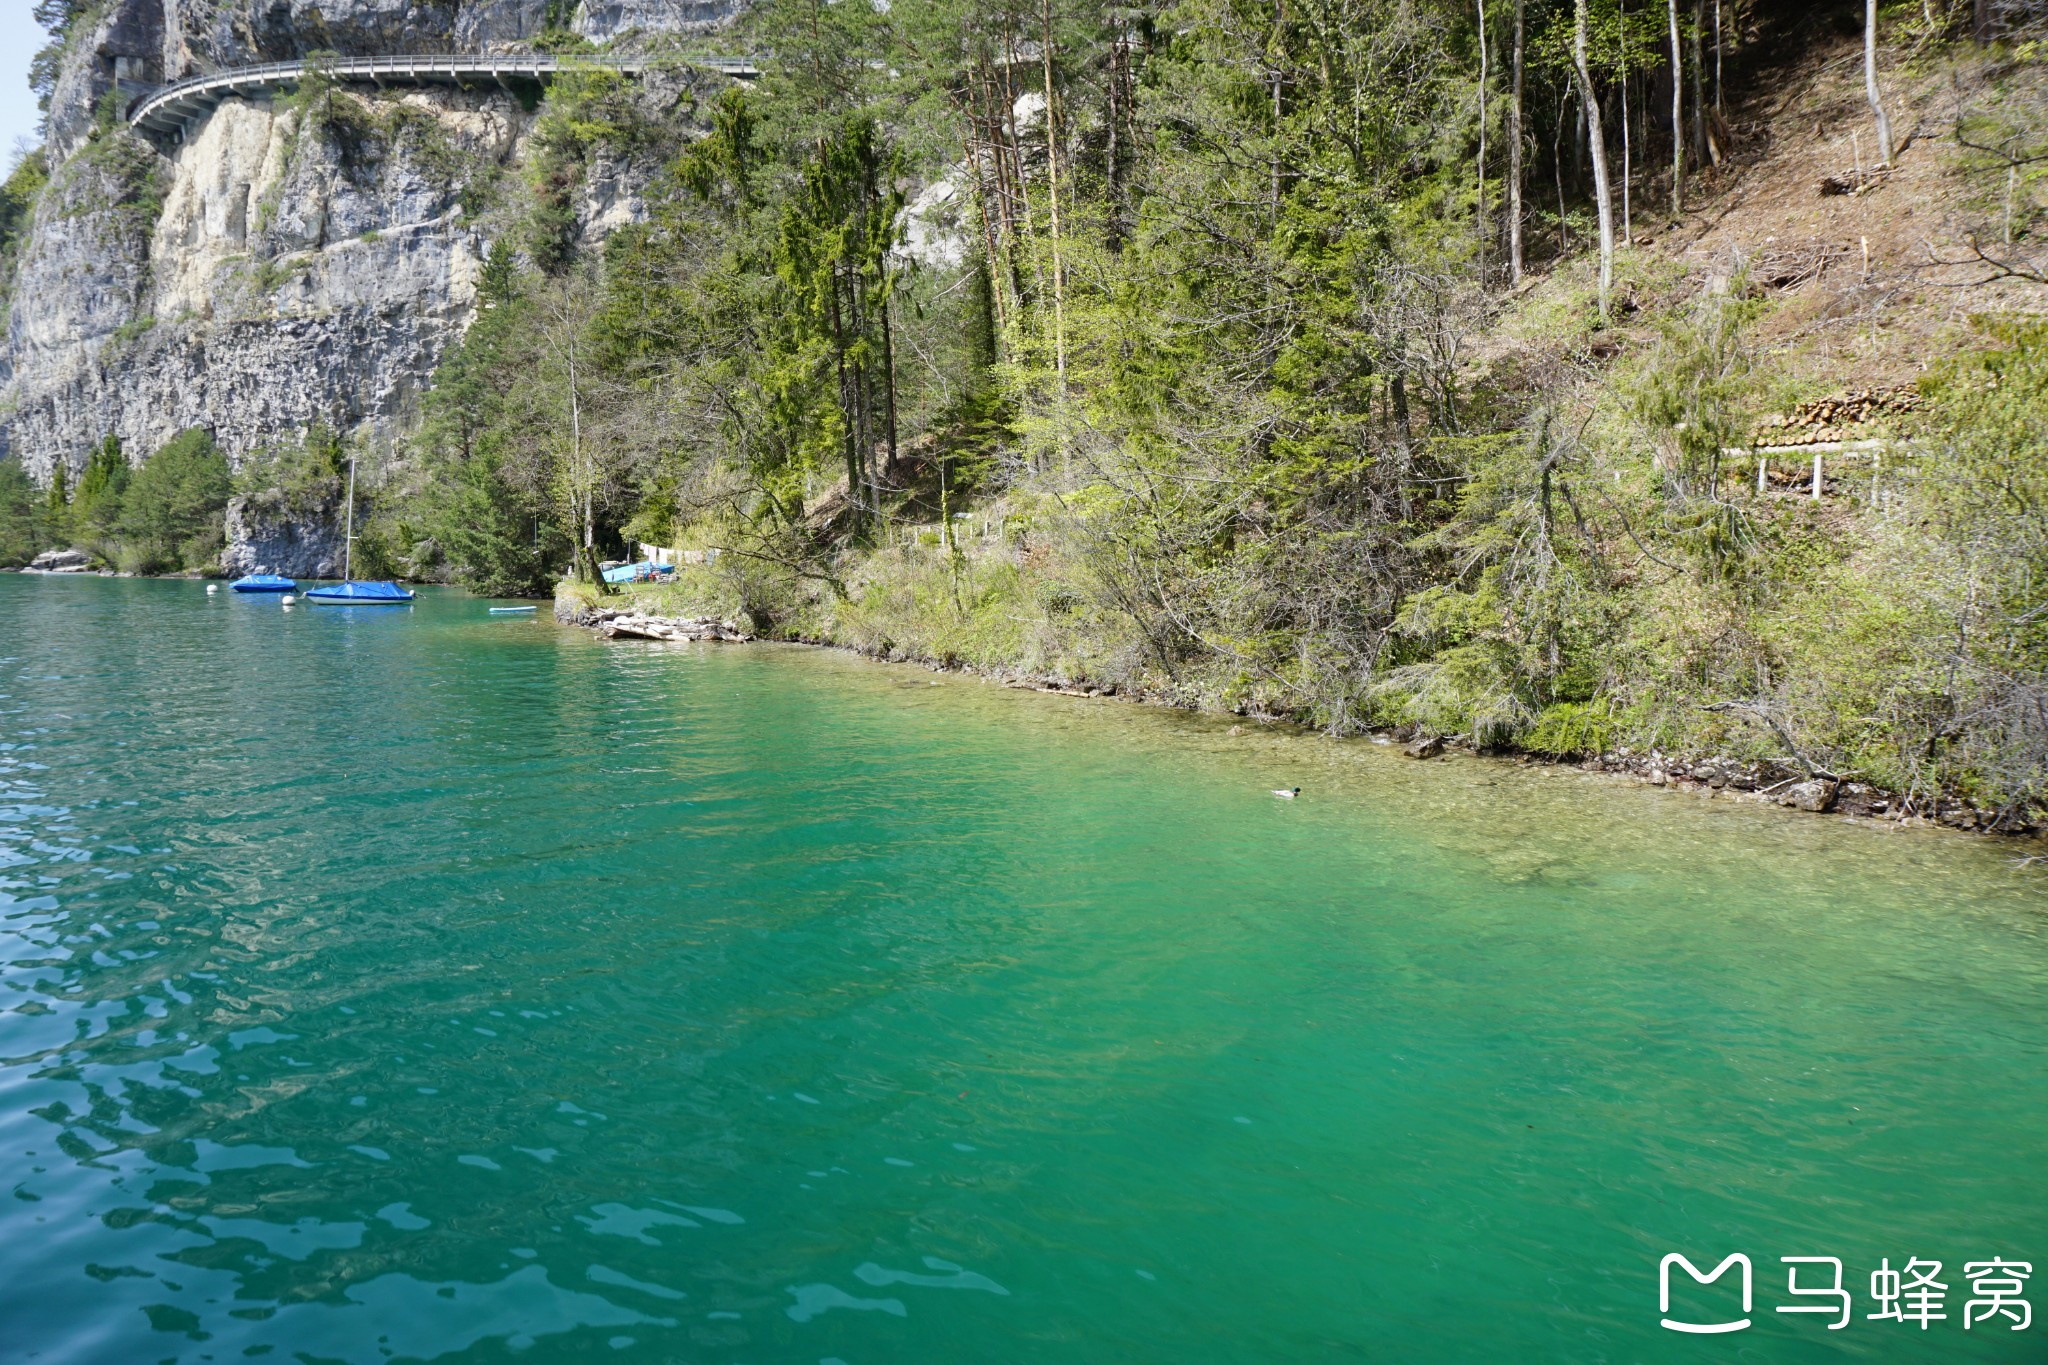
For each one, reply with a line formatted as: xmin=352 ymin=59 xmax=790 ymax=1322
xmin=1750 ymin=385 xmax=1924 ymax=447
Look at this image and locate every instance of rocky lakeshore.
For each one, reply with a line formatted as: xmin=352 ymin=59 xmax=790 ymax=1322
xmin=1568 ymin=751 xmax=2036 ymax=835
xmin=556 ymin=599 xmax=754 ymax=643
xmin=559 ymin=591 xmax=2040 ymax=841
xmin=1390 ymin=735 xmax=2031 ymax=836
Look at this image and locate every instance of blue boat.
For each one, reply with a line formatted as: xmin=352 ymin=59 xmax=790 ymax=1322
xmin=229 ymin=573 xmax=297 ymax=593
xmin=304 ymin=457 xmax=415 ymax=606
xmin=305 ymin=579 xmax=415 ymax=605
xmin=600 ymin=560 xmax=677 ymax=584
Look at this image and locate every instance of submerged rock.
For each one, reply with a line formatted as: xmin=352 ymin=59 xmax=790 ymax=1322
xmin=1404 ymin=733 xmax=1444 ymax=760
xmin=1779 ymin=779 xmax=1839 ymax=813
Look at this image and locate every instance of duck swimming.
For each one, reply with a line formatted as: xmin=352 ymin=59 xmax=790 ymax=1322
xmin=1272 ymin=788 xmax=1300 ymax=799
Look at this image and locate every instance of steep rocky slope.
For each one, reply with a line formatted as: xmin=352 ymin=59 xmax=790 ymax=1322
xmin=3 ymin=0 xmax=734 ymax=572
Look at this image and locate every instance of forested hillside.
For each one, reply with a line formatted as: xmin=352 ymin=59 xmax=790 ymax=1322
xmin=8 ymin=0 xmax=2046 ymax=822
xmin=461 ymin=0 xmax=2048 ymax=823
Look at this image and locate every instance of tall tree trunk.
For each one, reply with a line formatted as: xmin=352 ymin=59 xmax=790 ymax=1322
xmin=1713 ymin=0 xmax=1723 ymax=113
xmin=1270 ymin=0 xmax=1285 ymax=226
xmin=1554 ymin=88 xmax=1571 ymax=252
xmin=1477 ymin=0 xmax=1490 ymax=277
xmin=1865 ymin=0 xmax=1894 ymax=164
xmin=1509 ymin=0 xmax=1525 ymax=283
xmin=829 ymin=266 xmax=862 ymax=522
xmin=1691 ymin=0 xmax=1712 ymax=164
xmin=1001 ymin=30 xmax=1050 ymax=323
xmin=1106 ymin=29 xmax=1126 ymax=250
xmin=569 ymin=352 xmax=586 ymax=553
xmin=1575 ymin=0 xmax=1616 ymax=315
xmin=966 ymin=108 xmax=1008 ymax=336
xmin=1040 ymin=0 xmax=1068 ymax=390
xmin=849 ymin=254 xmax=877 ymax=515
xmin=1619 ymin=0 xmax=1633 ymax=243
xmin=880 ymin=285 xmax=899 ymax=477
xmin=1668 ymin=0 xmax=1685 ymax=215
xmin=981 ymin=60 xmax=1024 ymax=311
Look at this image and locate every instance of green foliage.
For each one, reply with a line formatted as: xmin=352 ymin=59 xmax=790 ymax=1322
xmin=436 ymin=449 xmax=572 ymax=595
xmin=235 ymin=421 xmax=343 ymax=509
xmin=0 ymin=458 xmax=47 ymax=567
xmin=117 ymin=429 xmax=231 ymax=573
xmin=0 ymin=151 xmax=49 ymax=294
xmin=43 ymin=461 xmax=70 ymax=544
xmin=1522 ymin=699 xmax=1619 ymax=758
xmin=771 ymin=114 xmax=907 ymax=525
xmin=106 ymin=314 xmax=155 ymax=349
xmin=29 ymin=0 xmax=92 ymax=115
xmin=677 ymin=88 xmax=761 ymax=212
xmin=414 ymin=271 xmax=585 ymax=593
xmin=524 ymin=68 xmax=675 ymax=269
xmin=58 ymin=128 xmax=167 ymax=253
xmin=70 ymin=434 xmax=128 ymax=540
xmin=385 ymin=1 xmax=2046 ymax=816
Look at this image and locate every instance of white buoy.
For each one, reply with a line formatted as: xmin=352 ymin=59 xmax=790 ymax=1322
xmin=281 ymin=594 xmax=296 ymax=605
xmin=206 ymin=583 xmax=219 ymax=594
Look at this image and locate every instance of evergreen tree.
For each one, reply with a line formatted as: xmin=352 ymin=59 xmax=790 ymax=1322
xmin=0 ymin=458 xmax=44 ymax=567
xmin=71 ymin=435 xmax=130 ymax=540
xmin=118 ymin=430 xmax=231 ymax=571
xmin=42 ymin=462 xmax=69 ymax=545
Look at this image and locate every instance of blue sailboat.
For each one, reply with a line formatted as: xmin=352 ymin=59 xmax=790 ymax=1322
xmin=305 ymin=456 xmax=415 ymax=606
xmin=229 ymin=573 xmax=297 ymax=593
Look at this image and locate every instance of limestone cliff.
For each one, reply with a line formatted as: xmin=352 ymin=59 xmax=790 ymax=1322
xmin=3 ymin=0 xmax=734 ymax=573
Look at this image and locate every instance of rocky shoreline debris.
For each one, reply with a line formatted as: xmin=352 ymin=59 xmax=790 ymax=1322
xmin=559 ymin=595 xmax=2037 ymax=840
xmin=1568 ymin=747 xmax=2034 ymax=834
xmin=557 ymin=601 xmax=754 ymax=643
xmin=23 ymin=549 xmax=97 ymax=573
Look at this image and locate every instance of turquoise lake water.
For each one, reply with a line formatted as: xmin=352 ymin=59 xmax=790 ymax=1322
xmin=0 ymin=573 xmax=2043 ymax=1363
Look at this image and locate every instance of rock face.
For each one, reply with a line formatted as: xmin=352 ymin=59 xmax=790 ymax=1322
xmin=2 ymin=0 xmax=738 ymax=565
xmin=46 ymin=0 xmax=739 ymax=164
xmin=222 ymin=490 xmax=346 ymax=578
xmin=9 ymin=92 xmax=511 ymax=484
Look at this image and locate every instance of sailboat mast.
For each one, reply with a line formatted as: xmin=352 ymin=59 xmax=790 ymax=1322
xmin=342 ymin=456 xmax=356 ymax=582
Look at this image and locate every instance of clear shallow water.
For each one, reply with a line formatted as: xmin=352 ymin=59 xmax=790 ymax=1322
xmin=0 ymin=574 xmax=2043 ymax=1364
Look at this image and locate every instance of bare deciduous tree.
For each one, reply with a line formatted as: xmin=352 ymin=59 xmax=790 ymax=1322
xmin=1668 ymin=0 xmax=1685 ymax=214
xmin=1866 ymin=0 xmax=1895 ymax=165
xmin=1508 ymin=0 xmax=1525 ymax=284
xmin=1574 ymin=0 xmax=1616 ymax=313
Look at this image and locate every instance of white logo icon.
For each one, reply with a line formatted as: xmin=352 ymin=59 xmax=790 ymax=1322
xmin=1661 ymin=1253 xmax=1753 ymax=1334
